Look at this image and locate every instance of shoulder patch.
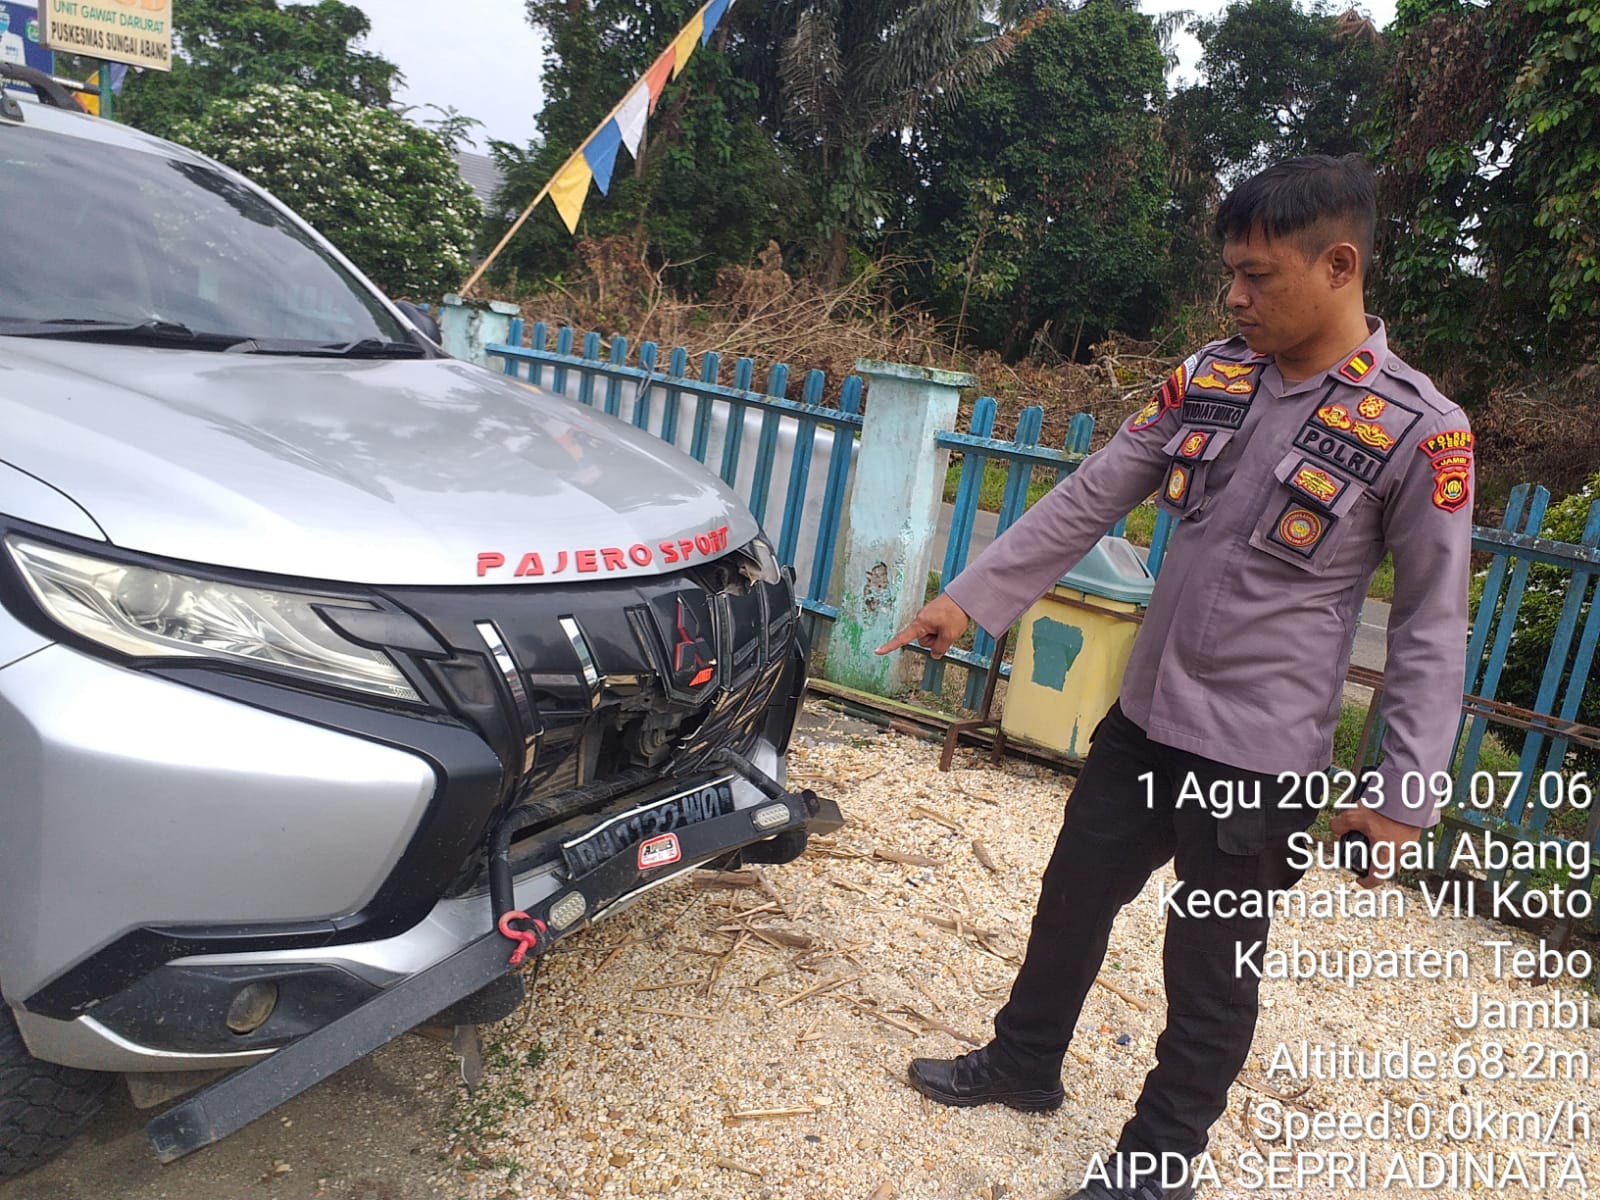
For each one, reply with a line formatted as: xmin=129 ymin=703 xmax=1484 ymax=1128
xmin=1129 ymin=363 xmax=1187 ymax=431
xmin=1420 ymin=429 xmax=1473 ymax=513
xmin=1419 ymin=429 xmax=1474 ymax=459
xmin=1339 ymin=349 xmax=1376 ymax=383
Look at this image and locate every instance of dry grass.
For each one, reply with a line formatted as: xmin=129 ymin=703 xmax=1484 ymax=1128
xmin=476 ymin=236 xmax=1191 ymax=446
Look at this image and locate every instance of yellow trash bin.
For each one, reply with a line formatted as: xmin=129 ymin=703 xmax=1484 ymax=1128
xmin=1001 ymin=537 xmax=1155 ymax=759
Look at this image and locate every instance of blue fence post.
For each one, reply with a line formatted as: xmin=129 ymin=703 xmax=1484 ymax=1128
xmin=806 ymin=376 xmax=862 ymax=620
xmin=662 ymin=346 xmax=689 ymax=446
xmin=776 ymin=369 xmax=826 ymax=569
xmin=577 ymin=332 xmax=602 ymax=407
xmin=721 ymin=358 xmax=754 ymax=488
xmin=553 ymin=327 xmax=574 ymax=395
xmin=824 ymin=361 xmax=976 ymax=695
xmin=603 ymin=335 xmax=628 ymax=417
xmin=634 ymin=342 xmax=659 ymax=431
xmin=690 ymin=352 xmax=720 ymax=463
xmin=749 ymin=362 xmax=789 ymax=526
xmin=529 ymin=322 xmax=549 ymax=388
xmin=923 ymin=397 xmax=998 ymax=695
xmin=503 ymin=318 xmax=524 ymax=378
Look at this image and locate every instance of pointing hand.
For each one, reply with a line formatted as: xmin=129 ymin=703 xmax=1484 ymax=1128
xmin=875 ymin=593 xmax=972 ymax=660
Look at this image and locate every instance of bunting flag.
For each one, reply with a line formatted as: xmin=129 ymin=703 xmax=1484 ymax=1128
xmin=464 ymin=0 xmax=741 ymax=279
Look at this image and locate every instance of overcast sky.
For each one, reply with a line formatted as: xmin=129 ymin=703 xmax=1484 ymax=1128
xmin=355 ymin=0 xmax=1398 ymax=153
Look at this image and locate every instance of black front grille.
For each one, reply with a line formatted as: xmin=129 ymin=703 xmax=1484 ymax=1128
xmin=377 ymin=552 xmax=799 ymax=876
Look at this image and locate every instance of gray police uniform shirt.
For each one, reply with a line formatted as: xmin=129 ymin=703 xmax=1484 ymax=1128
xmin=944 ymin=319 xmax=1474 ymax=831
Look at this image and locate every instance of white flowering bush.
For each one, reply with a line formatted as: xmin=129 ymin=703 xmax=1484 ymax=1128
xmin=173 ymin=84 xmax=483 ymax=300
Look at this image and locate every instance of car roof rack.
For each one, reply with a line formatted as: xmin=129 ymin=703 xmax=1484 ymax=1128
xmin=0 ymin=63 xmax=89 ymax=114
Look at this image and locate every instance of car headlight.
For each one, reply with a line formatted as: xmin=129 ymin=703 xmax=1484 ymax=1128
xmin=5 ymin=538 xmax=420 ymax=703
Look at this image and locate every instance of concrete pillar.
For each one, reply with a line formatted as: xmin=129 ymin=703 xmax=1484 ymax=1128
xmin=824 ymin=360 xmax=975 ymax=695
xmin=438 ymin=293 xmax=521 ymax=370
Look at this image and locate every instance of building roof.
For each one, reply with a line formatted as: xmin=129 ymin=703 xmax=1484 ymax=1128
xmin=454 ymin=149 xmax=506 ymax=209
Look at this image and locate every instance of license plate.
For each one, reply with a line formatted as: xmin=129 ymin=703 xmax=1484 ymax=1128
xmin=561 ymin=776 xmax=737 ymax=878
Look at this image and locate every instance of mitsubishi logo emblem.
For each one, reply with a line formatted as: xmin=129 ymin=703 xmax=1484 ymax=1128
xmin=672 ymin=596 xmax=716 ymax=689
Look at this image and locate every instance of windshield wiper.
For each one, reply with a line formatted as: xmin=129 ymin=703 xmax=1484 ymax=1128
xmin=2 ymin=318 xmax=254 ymax=350
xmin=315 ymin=338 xmax=426 ymax=359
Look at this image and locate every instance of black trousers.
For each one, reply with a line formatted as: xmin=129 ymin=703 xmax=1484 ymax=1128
xmin=992 ymin=701 xmax=1314 ymax=1160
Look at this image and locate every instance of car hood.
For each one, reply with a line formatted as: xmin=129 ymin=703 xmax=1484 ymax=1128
xmin=0 ymin=340 xmax=759 ymax=585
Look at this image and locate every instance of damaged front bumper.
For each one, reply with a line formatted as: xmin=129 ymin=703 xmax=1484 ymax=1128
xmin=145 ymin=750 xmax=842 ymax=1163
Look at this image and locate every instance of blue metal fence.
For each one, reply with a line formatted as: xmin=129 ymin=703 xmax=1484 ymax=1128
xmin=487 ymin=321 xmax=864 ymax=630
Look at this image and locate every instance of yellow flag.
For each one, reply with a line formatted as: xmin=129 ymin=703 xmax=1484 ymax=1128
xmin=670 ymin=13 xmax=704 ymax=78
xmin=547 ymin=156 xmax=594 ymax=233
xmin=81 ymin=72 xmax=101 ymax=116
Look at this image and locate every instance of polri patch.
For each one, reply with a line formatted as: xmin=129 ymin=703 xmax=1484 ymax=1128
xmin=1339 ymin=349 xmax=1376 ymax=383
xmin=1357 ymin=394 xmax=1388 ymax=420
xmin=1418 ymin=429 xmax=1474 ymax=460
xmin=1177 ymin=430 xmax=1210 ymax=459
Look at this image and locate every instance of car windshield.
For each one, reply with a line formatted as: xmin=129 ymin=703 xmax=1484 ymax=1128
xmin=0 ymin=122 xmax=411 ymax=346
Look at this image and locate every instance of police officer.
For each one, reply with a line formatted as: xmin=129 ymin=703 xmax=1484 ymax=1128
xmin=877 ymin=155 xmax=1473 ymax=1200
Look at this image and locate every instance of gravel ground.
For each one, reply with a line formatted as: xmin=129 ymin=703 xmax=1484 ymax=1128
xmin=445 ymin=712 xmax=1600 ymax=1200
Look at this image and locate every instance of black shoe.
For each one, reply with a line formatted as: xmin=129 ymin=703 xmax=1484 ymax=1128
xmin=906 ymin=1043 xmax=1063 ymax=1112
xmin=1062 ymin=1154 xmax=1197 ymax=1200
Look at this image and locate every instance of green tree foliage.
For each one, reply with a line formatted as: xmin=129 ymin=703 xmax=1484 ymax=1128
xmin=485 ymin=1 xmax=797 ymax=292
xmin=173 ymin=84 xmax=482 ymax=299
xmin=1159 ymin=0 xmax=1387 ymax=316
xmin=907 ymin=2 xmax=1170 ymax=357
xmin=1475 ymin=473 xmax=1600 ymax=787
xmin=1373 ymin=0 xmax=1600 ymax=396
xmin=119 ymin=0 xmax=400 ymax=139
xmin=771 ymin=0 xmax=1010 ymax=282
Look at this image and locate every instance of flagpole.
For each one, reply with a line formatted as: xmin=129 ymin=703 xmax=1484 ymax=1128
xmin=458 ymin=0 xmax=721 ymax=298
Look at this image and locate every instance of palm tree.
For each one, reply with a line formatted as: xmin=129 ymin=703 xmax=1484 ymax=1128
xmin=774 ymin=1 xmax=1024 ymax=282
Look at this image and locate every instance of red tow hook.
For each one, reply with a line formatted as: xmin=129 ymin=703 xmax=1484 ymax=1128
xmin=496 ymin=910 xmax=547 ymax=966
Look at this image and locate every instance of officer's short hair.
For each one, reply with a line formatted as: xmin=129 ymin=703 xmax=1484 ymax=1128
xmin=1215 ymin=155 xmax=1376 ymax=271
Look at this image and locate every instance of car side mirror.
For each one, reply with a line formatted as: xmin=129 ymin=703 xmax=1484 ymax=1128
xmin=395 ymin=301 xmax=441 ymax=344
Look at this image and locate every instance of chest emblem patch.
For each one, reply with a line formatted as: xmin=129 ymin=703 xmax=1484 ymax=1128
xmin=1166 ymin=464 xmax=1192 ymax=504
xmin=1192 ymin=361 xmax=1260 ymax=396
xmin=1279 ymin=508 xmax=1324 ymax=548
xmin=1357 ymin=394 xmax=1387 ymax=420
xmin=1352 ymin=421 xmax=1395 ymax=451
xmin=1178 ymin=430 xmax=1210 ymax=459
xmin=1291 ymin=464 xmax=1344 ymax=506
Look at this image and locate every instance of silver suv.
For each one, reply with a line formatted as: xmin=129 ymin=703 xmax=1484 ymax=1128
xmin=0 ymin=68 xmax=838 ymax=1176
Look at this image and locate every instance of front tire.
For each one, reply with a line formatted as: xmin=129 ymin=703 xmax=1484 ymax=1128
xmin=0 ymin=1004 xmax=113 ymax=1179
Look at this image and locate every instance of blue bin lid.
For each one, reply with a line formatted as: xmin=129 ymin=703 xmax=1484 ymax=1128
xmin=1058 ymin=535 xmax=1156 ymax=605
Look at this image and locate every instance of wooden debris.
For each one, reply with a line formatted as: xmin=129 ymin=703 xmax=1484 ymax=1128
xmin=905 ymin=971 xmax=946 ymax=1015
xmin=1093 ymin=974 xmax=1150 ymax=1012
xmin=828 ymin=874 xmax=873 ymax=895
xmin=875 ymin=849 xmax=942 ymax=867
xmin=917 ymin=912 xmax=1001 ymax=940
xmin=632 ymin=977 xmax=703 ymax=993
xmin=797 ymin=1015 xmax=825 ymax=1046
xmin=972 ymin=839 xmax=1000 ymax=873
xmin=754 ymin=867 xmax=793 ymax=917
xmin=596 ymin=934 xmax=639 ymax=972
xmin=838 ymin=995 xmax=922 ymax=1036
xmin=713 ymin=1157 xmax=765 ymax=1177
xmin=851 ymin=766 xmax=886 ymax=785
xmin=901 ymin=1007 xmax=982 ymax=1047
xmin=631 ymin=1006 xmax=704 ymax=1019
xmin=775 ymin=972 xmax=864 ymax=1009
xmin=725 ymin=1105 xmax=818 ymax=1122
xmin=866 ymin=1181 xmax=895 ymax=1199
xmin=909 ymin=804 xmax=962 ymax=831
